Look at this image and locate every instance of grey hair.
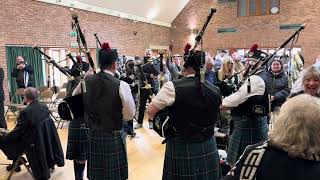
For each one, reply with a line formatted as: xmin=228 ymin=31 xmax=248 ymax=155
xmin=269 ymin=94 xmax=320 ymax=161
xmin=24 ymin=87 xmax=39 ymax=101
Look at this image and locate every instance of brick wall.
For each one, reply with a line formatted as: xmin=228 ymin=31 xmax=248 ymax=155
xmin=171 ymin=0 xmax=320 ymax=66
xmin=0 ymin=0 xmax=171 ymax=100
xmin=0 ymin=38 xmax=9 ymax=101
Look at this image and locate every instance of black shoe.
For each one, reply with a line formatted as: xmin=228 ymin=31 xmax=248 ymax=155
xmin=6 ymin=163 xmax=21 ymax=172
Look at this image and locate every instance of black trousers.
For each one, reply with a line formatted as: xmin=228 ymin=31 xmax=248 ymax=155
xmin=1 ymin=140 xmax=25 ymax=160
xmin=0 ymin=101 xmax=6 ymax=129
xmin=137 ymin=89 xmax=152 ymax=124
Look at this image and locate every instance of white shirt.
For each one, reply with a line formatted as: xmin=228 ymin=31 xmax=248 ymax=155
xmin=151 ymin=74 xmax=195 ymax=110
xmin=72 ymin=69 xmax=136 ymax=121
xmin=222 ymin=75 xmax=265 ymax=107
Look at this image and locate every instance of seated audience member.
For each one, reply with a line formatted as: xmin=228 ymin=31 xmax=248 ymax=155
xmin=225 ymin=94 xmax=320 ymax=180
xmin=0 ymin=87 xmax=64 ymax=179
xmin=289 ymin=66 xmax=320 ymax=98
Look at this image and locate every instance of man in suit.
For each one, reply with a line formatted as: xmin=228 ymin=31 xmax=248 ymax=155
xmin=11 ymin=56 xmax=34 ymax=88
xmin=0 ymin=87 xmax=50 ymax=172
xmin=0 ymin=67 xmax=6 ymax=129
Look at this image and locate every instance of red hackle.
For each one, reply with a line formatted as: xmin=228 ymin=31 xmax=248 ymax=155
xmin=184 ymin=43 xmax=192 ymax=55
xmin=101 ymin=43 xmax=111 ymax=52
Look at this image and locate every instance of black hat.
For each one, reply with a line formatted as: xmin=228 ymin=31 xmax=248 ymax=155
xmin=183 ymin=50 xmax=205 ymax=71
xmin=99 ymin=43 xmax=118 ymax=70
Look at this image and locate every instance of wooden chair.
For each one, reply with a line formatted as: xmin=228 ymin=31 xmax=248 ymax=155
xmin=50 ymin=86 xmax=60 ymax=94
xmin=51 ymin=91 xmax=66 ymax=107
xmin=60 ymin=82 xmax=67 ymax=90
xmin=51 ymin=91 xmax=67 ymax=129
xmin=37 ymin=86 xmax=48 ymax=93
xmin=39 ymin=89 xmax=54 ymax=107
xmin=4 ymin=88 xmax=25 ymax=118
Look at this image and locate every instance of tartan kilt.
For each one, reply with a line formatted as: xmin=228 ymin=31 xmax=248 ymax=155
xmin=66 ymin=118 xmax=89 ymax=161
xmin=163 ymin=137 xmax=222 ymax=180
xmin=227 ymin=116 xmax=268 ymax=166
xmin=88 ymin=130 xmax=128 ymax=180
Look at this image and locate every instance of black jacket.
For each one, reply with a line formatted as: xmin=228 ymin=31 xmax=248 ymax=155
xmin=2 ymin=101 xmax=64 ymax=179
xmin=11 ymin=64 xmax=34 ymax=88
xmin=260 ymin=60 xmax=289 ymax=111
xmin=224 ymin=141 xmax=320 ymax=180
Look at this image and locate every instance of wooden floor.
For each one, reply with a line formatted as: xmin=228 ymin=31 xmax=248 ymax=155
xmin=0 ymin=115 xmax=166 ymax=180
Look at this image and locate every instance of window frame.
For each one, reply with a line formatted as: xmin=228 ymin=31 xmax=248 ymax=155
xmin=237 ymin=0 xmax=280 ymax=17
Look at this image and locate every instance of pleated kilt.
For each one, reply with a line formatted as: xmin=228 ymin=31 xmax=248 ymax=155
xmin=226 ymin=116 xmax=268 ymax=166
xmin=87 ymin=130 xmax=128 ymax=180
xmin=163 ymin=137 xmax=222 ymax=180
xmin=66 ymin=118 xmax=89 ymax=161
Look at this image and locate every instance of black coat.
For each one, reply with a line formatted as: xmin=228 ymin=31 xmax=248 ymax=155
xmin=2 ymin=101 xmax=64 ymax=179
xmin=224 ymin=141 xmax=320 ymax=180
xmin=260 ymin=62 xmax=290 ymax=111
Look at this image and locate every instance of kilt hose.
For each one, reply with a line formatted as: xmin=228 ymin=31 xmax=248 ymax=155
xmin=88 ymin=130 xmax=128 ymax=180
xmin=163 ymin=137 xmax=222 ymax=180
xmin=66 ymin=118 xmax=89 ymax=161
xmin=226 ymin=116 xmax=269 ymax=166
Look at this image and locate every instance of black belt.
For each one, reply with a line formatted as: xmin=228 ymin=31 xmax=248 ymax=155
xmin=162 ymin=126 xmax=215 ymax=144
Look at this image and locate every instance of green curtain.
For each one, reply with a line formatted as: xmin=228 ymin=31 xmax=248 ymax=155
xmin=6 ymin=46 xmax=44 ymax=103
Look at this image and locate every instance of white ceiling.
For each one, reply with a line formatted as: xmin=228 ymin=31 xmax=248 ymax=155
xmin=37 ymin=0 xmax=191 ymax=27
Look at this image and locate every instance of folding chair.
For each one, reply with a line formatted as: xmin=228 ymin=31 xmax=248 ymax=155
xmin=37 ymin=86 xmax=48 ymax=94
xmin=51 ymin=91 xmax=66 ymax=107
xmin=60 ymin=82 xmax=67 ymax=90
xmin=7 ymin=154 xmax=33 ymax=180
xmin=50 ymin=86 xmax=60 ymax=94
xmin=51 ymin=91 xmax=67 ymax=129
xmin=4 ymin=88 xmax=25 ymax=119
xmin=39 ymin=89 xmax=54 ymax=107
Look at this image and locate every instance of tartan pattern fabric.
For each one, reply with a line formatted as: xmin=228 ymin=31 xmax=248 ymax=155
xmin=87 ymin=130 xmax=128 ymax=180
xmin=162 ymin=137 xmax=222 ymax=180
xmin=226 ymin=116 xmax=268 ymax=166
xmin=66 ymin=119 xmax=89 ymax=161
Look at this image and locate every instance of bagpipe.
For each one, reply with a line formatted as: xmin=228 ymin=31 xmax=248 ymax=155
xmin=237 ymin=24 xmax=305 ymax=91
xmin=153 ymin=8 xmax=217 ymax=138
xmin=58 ymin=13 xmax=96 ymax=121
xmin=230 ymin=24 xmax=305 ymax=117
xmin=33 ymin=46 xmax=72 ymax=78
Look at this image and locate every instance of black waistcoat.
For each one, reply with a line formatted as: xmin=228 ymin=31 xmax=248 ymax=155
xmin=85 ymin=72 xmax=123 ymax=131
xmin=231 ymin=74 xmax=269 ymax=117
xmin=168 ymin=77 xmax=222 ymax=137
